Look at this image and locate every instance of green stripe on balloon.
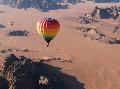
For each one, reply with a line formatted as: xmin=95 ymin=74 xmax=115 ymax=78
xmin=43 ymin=36 xmax=54 ymax=47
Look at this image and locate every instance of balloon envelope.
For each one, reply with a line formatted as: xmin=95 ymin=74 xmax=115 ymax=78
xmin=37 ymin=18 xmax=60 ymax=46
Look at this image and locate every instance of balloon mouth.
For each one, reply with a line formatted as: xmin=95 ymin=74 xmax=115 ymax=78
xmin=43 ymin=37 xmax=54 ymax=47
xmin=47 ymin=43 xmax=50 ymax=47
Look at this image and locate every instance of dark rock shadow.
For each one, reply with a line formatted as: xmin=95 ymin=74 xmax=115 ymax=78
xmin=1 ymin=54 xmax=85 ymax=89
xmin=30 ymin=62 xmax=85 ymax=89
xmin=0 ymin=76 xmax=8 ymax=89
xmin=8 ymin=30 xmax=29 ymax=36
xmin=99 ymin=9 xmax=113 ymax=19
xmin=112 ymin=40 xmax=120 ymax=44
xmin=0 ymin=24 xmax=6 ymax=28
xmin=58 ymin=72 xmax=85 ymax=89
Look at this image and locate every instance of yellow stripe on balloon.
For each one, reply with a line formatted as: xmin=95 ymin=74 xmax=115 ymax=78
xmin=37 ymin=28 xmax=59 ymax=36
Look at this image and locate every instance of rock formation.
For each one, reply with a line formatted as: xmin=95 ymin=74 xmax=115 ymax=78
xmin=0 ymin=54 xmax=65 ymax=89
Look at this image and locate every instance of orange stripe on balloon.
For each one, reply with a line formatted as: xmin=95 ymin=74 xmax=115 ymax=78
xmin=37 ymin=28 xmax=59 ymax=36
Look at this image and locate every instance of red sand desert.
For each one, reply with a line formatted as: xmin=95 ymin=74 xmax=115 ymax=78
xmin=0 ymin=2 xmax=120 ymax=89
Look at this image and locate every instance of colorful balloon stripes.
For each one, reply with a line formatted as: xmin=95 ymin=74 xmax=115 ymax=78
xmin=37 ymin=18 xmax=60 ymax=47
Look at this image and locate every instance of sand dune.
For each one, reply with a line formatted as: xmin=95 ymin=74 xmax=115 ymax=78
xmin=0 ymin=2 xmax=120 ymax=89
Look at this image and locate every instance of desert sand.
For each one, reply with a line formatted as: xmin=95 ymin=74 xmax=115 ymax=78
xmin=0 ymin=2 xmax=120 ymax=89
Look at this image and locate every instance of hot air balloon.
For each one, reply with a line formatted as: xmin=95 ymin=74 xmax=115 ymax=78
xmin=37 ymin=18 xmax=60 ymax=47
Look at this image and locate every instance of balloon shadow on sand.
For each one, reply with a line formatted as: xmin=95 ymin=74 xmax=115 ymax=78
xmin=1 ymin=54 xmax=85 ymax=89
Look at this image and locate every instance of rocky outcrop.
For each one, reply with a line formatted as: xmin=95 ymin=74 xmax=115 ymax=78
xmin=73 ymin=13 xmax=99 ymax=24
xmin=91 ymin=6 xmax=120 ymax=19
xmin=76 ymin=27 xmax=118 ymax=44
xmin=0 ymin=54 xmax=66 ymax=89
xmin=0 ymin=0 xmax=68 ymax=11
xmin=74 ymin=5 xmax=120 ymax=24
